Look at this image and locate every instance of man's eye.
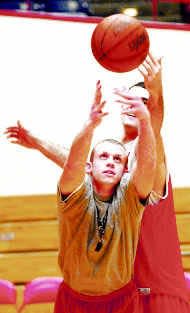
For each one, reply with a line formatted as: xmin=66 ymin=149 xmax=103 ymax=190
xmin=114 ymin=156 xmax=122 ymax=162
xmin=100 ymin=153 xmax=108 ymax=159
xmin=142 ymin=98 xmax=148 ymax=105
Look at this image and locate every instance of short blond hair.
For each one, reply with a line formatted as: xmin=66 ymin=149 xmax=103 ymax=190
xmin=90 ymin=139 xmax=127 ymax=163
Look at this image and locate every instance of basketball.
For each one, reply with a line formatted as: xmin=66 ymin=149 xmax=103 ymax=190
xmin=91 ymin=14 xmax=150 ymax=73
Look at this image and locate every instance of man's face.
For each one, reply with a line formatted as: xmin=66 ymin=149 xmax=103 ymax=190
xmin=121 ymin=86 xmax=149 ymax=127
xmin=90 ymin=141 xmax=128 ymax=188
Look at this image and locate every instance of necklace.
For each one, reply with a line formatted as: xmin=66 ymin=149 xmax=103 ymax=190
xmin=95 ymin=203 xmax=109 ymax=252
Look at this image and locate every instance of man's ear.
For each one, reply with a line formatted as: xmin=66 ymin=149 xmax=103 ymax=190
xmin=123 ymin=165 xmax=129 ymax=173
xmin=123 ymin=157 xmax=129 ymax=173
xmin=85 ymin=162 xmax=92 ymax=174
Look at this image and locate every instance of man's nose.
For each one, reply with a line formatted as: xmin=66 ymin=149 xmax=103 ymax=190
xmin=106 ymin=159 xmax=115 ymax=168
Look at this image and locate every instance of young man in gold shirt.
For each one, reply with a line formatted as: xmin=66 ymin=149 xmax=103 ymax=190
xmin=54 ymin=80 xmax=156 ymax=313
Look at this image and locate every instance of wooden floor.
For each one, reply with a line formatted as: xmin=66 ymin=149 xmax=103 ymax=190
xmin=0 ymin=187 xmax=190 ymax=310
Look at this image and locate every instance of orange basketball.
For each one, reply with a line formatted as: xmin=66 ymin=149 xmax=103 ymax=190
xmin=91 ymin=14 xmax=150 ymax=73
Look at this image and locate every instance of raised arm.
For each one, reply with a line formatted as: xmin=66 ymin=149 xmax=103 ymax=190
xmin=138 ymin=52 xmax=164 ymax=135
xmin=115 ymin=53 xmax=166 ymax=197
xmin=138 ymin=52 xmax=166 ymax=196
xmin=5 ymin=121 xmax=68 ymax=168
xmin=116 ymin=94 xmax=156 ymax=199
xmin=59 ymin=81 xmax=107 ymax=196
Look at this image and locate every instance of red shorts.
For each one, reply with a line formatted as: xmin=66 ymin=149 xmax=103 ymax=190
xmin=141 ymin=293 xmax=190 ymax=313
xmin=54 ymin=280 xmax=143 ymax=313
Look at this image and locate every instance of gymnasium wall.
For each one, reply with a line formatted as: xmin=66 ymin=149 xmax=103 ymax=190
xmin=0 ymin=13 xmax=190 ymax=195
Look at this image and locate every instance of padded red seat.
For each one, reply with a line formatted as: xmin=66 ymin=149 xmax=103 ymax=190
xmin=0 ymin=279 xmax=17 ymax=304
xmin=184 ymin=272 xmax=190 ymax=289
xmin=18 ymin=276 xmax=63 ymax=312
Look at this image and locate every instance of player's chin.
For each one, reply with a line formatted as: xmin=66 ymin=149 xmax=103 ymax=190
xmin=101 ymin=175 xmax=121 ymax=186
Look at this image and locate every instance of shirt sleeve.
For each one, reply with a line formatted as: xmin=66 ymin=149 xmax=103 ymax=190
xmin=119 ymin=178 xmax=145 ymax=218
xmin=57 ymin=175 xmax=91 ymax=212
xmin=57 ymin=176 xmax=92 ymax=262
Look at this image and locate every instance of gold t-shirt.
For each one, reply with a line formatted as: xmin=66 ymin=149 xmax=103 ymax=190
xmin=57 ymin=176 xmax=144 ymax=295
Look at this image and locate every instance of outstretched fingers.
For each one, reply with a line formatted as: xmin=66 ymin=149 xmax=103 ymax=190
xmin=4 ymin=120 xmax=24 ymax=137
xmin=93 ymin=80 xmax=102 ymax=106
xmin=4 ymin=126 xmax=19 ymax=134
xmin=139 ymin=52 xmax=162 ymax=76
xmin=4 ymin=128 xmax=21 ymax=144
xmin=91 ymin=100 xmax=108 ymax=118
xmin=4 ymin=126 xmax=21 ymax=142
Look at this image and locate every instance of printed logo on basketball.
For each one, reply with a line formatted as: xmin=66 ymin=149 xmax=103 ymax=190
xmin=128 ymin=33 xmax=147 ymax=51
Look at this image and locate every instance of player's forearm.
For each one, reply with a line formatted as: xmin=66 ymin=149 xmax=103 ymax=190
xmin=153 ymin=133 xmax=167 ymax=196
xmin=137 ymin=118 xmax=156 ymax=169
xmin=59 ymin=120 xmax=95 ymax=194
xmin=148 ymin=91 xmax=164 ymax=135
xmin=146 ymin=91 xmax=167 ymax=196
xmin=134 ymin=117 xmax=156 ymax=198
xmin=36 ymin=139 xmax=69 ymax=168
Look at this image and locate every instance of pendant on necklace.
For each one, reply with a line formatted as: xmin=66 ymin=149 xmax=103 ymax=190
xmin=95 ymin=240 xmax=103 ymax=252
xmin=95 ymin=202 xmax=109 ymax=252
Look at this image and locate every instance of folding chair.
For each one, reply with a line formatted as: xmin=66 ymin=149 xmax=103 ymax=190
xmin=18 ymin=276 xmax=63 ymax=313
xmin=0 ymin=279 xmax=17 ymax=312
xmin=184 ymin=272 xmax=190 ymax=291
